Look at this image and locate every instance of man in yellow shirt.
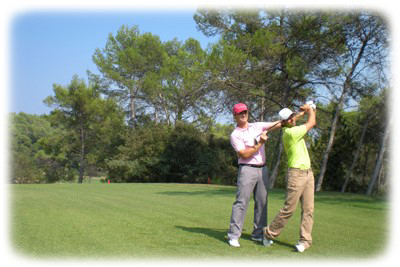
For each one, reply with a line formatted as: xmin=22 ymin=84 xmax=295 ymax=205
xmin=263 ymin=103 xmax=316 ymax=252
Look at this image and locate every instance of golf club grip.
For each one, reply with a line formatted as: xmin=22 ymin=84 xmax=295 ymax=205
xmin=253 ymin=120 xmax=282 ymax=145
xmin=254 ymin=120 xmax=282 ymax=138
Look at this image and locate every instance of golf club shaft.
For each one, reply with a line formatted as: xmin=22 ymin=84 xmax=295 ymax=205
xmin=254 ymin=120 xmax=283 ymax=139
xmin=253 ymin=102 xmax=315 ymax=143
xmin=253 ymin=120 xmax=283 ymax=146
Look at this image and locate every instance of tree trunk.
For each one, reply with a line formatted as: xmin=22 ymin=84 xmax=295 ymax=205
xmin=130 ymin=89 xmax=135 ymax=123
xmin=159 ymin=93 xmax=170 ymax=126
xmin=176 ymin=101 xmax=185 ymax=123
xmin=260 ymin=97 xmax=265 ymax=122
xmin=366 ymin=120 xmax=390 ymax=195
xmin=379 ymin=160 xmax=388 ymax=190
xmin=177 ymin=110 xmax=183 ymax=122
xmin=362 ymin=146 xmax=370 ymax=185
xmin=269 ymin=14 xmax=287 ymax=187
xmin=316 ymin=30 xmax=370 ymax=192
xmin=78 ymin=123 xmax=85 ymax=184
xmin=154 ymin=107 xmax=159 ymax=125
xmin=269 ymin=131 xmax=283 ymax=189
xmin=165 ymin=108 xmax=170 ymax=126
xmin=315 ymin=95 xmax=344 ymax=191
xmin=377 ymin=161 xmax=384 ymax=191
xmin=341 ymin=117 xmax=369 ymax=192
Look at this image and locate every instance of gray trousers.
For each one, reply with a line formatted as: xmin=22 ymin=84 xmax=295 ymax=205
xmin=228 ymin=165 xmax=269 ymax=240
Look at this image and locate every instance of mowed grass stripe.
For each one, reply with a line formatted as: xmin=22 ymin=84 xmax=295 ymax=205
xmin=10 ymin=183 xmax=388 ymax=259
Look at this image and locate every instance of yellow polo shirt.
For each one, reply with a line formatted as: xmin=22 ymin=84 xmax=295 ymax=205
xmin=282 ymin=125 xmax=311 ymax=170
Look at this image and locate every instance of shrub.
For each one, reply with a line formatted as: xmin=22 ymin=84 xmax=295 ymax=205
xmin=106 ymin=122 xmax=238 ymax=185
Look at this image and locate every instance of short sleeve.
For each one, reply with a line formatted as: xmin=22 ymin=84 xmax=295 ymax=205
xmin=286 ymin=125 xmax=307 ymax=142
xmin=230 ymin=133 xmax=245 ymax=152
xmin=254 ymin=122 xmax=278 ymax=131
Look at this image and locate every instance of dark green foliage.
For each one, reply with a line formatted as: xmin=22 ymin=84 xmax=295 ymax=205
xmin=106 ymin=124 xmax=171 ymax=183
xmin=309 ymin=92 xmax=387 ymax=193
xmin=164 ymin=122 xmax=211 ymax=183
xmin=311 ymin=114 xmax=358 ymax=191
xmin=12 ymin=76 xmax=126 ymax=183
xmin=10 ymin=111 xmax=238 ymax=186
xmin=106 ymin=122 xmax=237 ymax=185
xmin=10 ymin=113 xmax=54 ymax=183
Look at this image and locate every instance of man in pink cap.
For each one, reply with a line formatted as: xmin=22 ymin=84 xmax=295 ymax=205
xmin=228 ymin=103 xmax=282 ymax=247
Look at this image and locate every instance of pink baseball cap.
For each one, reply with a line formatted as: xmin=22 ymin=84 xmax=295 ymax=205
xmin=233 ymin=103 xmax=248 ymax=114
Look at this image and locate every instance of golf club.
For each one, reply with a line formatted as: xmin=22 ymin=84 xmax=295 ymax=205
xmin=253 ymin=120 xmax=283 ymax=145
xmin=253 ymin=100 xmax=316 ymax=145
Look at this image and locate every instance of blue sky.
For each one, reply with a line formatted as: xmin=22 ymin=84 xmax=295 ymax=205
xmin=7 ymin=4 xmax=399 ymax=118
xmin=10 ymin=11 xmax=219 ymax=115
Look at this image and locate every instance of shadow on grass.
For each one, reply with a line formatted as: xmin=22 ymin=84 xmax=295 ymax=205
xmin=158 ymin=187 xmax=236 ymax=197
xmin=314 ymin=192 xmax=388 ymax=210
xmin=175 ymin=226 xmax=228 ymax=244
xmin=158 ymin=187 xmax=287 ymax=199
xmin=175 ymin=226 xmax=294 ymax=249
xmin=272 ymin=240 xmax=298 ymax=251
xmin=158 ymin=187 xmax=386 ymax=212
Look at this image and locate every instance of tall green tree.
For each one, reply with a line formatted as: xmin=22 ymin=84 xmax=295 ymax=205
xmin=44 ymin=76 xmax=125 ymax=183
xmin=194 ymin=9 xmax=345 ymax=187
xmin=92 ymin=25 xmax=165 ymax=124
xmin=309 ymin=94 xmax=388 ymax=194
xmin=341 ymin=92 xmax=386 ymax=192
xmin=315 ymin=12 xmax=389 ymax=191
xmin=137 ymin=37 xmax=217 ymax=126
xmin=163 ymin=38 xmax=210 ymax=123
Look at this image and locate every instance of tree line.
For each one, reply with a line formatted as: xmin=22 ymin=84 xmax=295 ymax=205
xmin=10 ymin=9 xmax=390 ymax=195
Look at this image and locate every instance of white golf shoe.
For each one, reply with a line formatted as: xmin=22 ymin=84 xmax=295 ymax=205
xmin=295 ymin=243 xmax=305 ymax=252
xmin=262 ymin=238 xmax=273 ymax=247
xmin=228 ymin=239 xmax=240 ymax=247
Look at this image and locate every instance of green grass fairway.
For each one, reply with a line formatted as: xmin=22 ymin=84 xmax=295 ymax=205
xmin=10 ymin=183 xmax=388 ymax=260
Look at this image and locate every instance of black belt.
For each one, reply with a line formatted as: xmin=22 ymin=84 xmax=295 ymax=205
xmin=239 ymin=163 xmax=266 ymax=168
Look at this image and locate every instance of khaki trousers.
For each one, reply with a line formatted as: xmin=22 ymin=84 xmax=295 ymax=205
xmin=264 ymin=168 xmax=314 ymax=248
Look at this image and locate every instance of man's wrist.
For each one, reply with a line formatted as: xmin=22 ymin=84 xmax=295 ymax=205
xmin=257 ymin=140 xmax=266 ymax=146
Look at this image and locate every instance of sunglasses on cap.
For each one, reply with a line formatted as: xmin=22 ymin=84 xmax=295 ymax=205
xmin=237 ymin=110 xmax=248 ymax=115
